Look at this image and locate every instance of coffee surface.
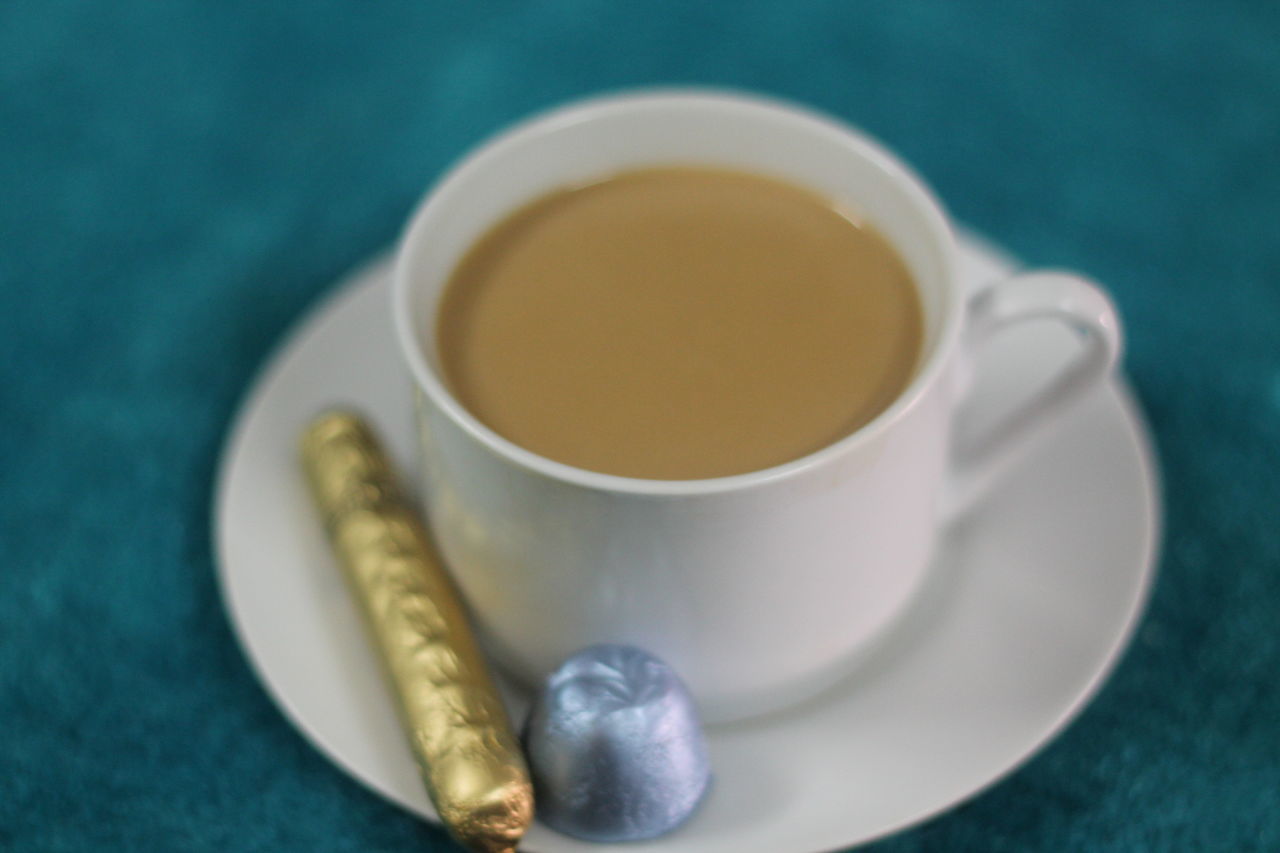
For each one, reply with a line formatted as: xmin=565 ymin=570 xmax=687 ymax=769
xmin=436 ymin=167 xmax=922 ymax=480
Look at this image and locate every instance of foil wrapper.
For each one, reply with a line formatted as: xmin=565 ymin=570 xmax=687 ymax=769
xmin=301 ymin=411 xmax=532 ymax=853
xmin=523 ymin=644 xmax=711 ymax=842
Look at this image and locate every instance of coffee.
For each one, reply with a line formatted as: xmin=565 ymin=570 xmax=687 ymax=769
xmin=435 ymin=167 xmax=922 ymax=480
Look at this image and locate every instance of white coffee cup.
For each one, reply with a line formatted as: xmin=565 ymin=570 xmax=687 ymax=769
xmin=392 ymin=91 xmax=1121 ymax=723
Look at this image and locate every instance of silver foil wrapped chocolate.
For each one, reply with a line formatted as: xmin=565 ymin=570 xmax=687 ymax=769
xmin=523 ymin=644 xmax=711 ymax=842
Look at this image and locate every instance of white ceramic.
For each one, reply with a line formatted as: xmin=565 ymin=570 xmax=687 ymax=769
xmin=213 ymin=242 xmax=1159 ymax=852
xmin=392 ymin=91 xmax=1124 ymax=721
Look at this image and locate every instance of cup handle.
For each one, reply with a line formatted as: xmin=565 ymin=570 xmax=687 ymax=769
xmin=944 ymin=271 xmax=1123 ymax=518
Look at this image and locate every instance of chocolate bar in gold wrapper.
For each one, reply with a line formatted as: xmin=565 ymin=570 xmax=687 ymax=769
xmin=301 ymin=411 xmax=532 ymax=853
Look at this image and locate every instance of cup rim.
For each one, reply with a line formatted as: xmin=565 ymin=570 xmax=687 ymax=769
xmin=393 ymin=88 xmax=961 ymax=496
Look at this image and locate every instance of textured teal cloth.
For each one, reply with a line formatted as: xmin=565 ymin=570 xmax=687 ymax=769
xmin=2 ymin=2 xmax=1277 ymax=850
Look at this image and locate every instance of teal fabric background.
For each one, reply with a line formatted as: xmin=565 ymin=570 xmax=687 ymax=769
xmin=2 ymin=1 xmax=1277 ymax=850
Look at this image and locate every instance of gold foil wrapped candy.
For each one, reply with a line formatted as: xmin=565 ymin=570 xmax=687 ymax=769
xmin=301 ymin=411 xmax=533 ymax=853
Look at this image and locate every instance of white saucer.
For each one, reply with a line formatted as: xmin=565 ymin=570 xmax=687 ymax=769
xmin=214 ymin=232 xmax=1160 ymax=853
